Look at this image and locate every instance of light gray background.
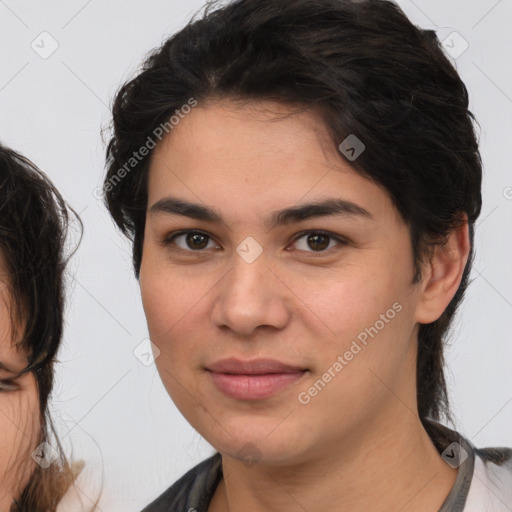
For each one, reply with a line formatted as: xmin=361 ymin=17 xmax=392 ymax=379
xmin=1 ymin=0 xmax=511 ymax=510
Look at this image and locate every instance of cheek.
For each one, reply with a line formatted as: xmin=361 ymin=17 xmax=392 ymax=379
xmin=297 ymin=258 xmax=417 ymax=390
xmin=0 ymin=377 xmax=40 ymax=493
xmin=140 ymin=248 xmax=174 ymax=337
xmin=139 ymin=241 xmax=220 ymax=343
xmin=140 ymin=264 xmax=196 ymax=344
xmin=286 ymin=256 xmax=409 ymax=339
xmin=139 ymin=257 xmax=206 ymax=399
xmin=308 ymin=297 xmax=416 ymax=414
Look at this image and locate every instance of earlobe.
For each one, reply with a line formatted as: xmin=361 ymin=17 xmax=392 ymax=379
xmin=415 ymin=219 xmax=470 ymax=324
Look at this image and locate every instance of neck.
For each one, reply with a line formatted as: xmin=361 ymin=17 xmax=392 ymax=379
xmin=211 ymin=411 xmax=458 ymax=512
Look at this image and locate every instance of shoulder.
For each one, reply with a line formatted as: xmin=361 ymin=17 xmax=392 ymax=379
xmin=424 ymin=419 xmax=512 ymax=511
xmin=141 ymin=453 xmax=223 ymax=512
xmin=56 ymin=461 xmax=103 ymax=512
xmin=465 ymin=446 xmax=512 ymax=511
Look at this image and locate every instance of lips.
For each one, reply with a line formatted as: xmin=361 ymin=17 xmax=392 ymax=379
xmin=206 ymin=358 xmax=307 ymax=400
xmin=207 ymin=357 xmax=305 ymax=374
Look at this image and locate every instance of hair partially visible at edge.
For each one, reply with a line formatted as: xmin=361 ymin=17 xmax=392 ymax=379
xmin=0 ymin=144 xmax=100 ymax=511
xmin=103 ymin=0 xmax=482 ymax=429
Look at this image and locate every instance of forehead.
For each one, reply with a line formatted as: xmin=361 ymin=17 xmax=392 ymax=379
xmin=146 ymin=100 xmax=398 ymax=227
xmin=151 ymin=100 xmax=334 ymax=170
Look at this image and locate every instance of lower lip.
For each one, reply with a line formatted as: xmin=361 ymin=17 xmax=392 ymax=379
xmin=209 ymin=371 xmax=306 ymax=400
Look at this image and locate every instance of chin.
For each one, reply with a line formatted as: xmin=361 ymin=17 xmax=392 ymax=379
xmin=204 ymin=426 xmax=310 ymax=467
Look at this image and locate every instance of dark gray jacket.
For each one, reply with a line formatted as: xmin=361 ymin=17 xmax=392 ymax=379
xmin=142 ymin=420 xmax=512 ymax=512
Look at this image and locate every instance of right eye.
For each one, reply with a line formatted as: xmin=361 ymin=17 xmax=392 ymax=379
xmin=161 ymin=230 xmax=220 ymax=252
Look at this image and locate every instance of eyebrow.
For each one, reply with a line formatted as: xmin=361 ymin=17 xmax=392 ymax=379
xmin=149 ymin=196 xmax=373 ymax=230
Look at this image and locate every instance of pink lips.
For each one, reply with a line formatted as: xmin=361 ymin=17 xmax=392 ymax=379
xmin=207 ymin=358 xmax=307 ymax=400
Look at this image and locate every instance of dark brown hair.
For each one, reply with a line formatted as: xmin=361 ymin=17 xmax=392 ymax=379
xmin=103 ymin=0 xmax=482 ymax=430
xmin=0 ymin=144 xmax=83 ymax=511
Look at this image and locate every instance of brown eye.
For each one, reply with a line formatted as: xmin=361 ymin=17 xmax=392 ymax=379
xmin=290 ymin=231 xmax=347 ymax=253
xmin=162 ymin=230 xmax=218 ymax=251
xmin=306 ymin=233 xmax=330 ymax=251
xmin=184 ymin=232 xmax=209 ymax=249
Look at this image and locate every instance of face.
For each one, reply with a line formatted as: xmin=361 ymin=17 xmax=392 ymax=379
xmin=139 ymin=100 xmax=427 ymax=466
xmin=0 ymin=252 xmax=40 ymax=506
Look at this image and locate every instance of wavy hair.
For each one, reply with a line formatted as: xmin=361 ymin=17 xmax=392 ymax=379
xmin=0 ymin=144 xmax=83 ymax=511
xmin=103 ymin=0 xmax=482 ymax=432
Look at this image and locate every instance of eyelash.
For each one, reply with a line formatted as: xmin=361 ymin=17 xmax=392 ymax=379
xmin=161 ymin=229 xmax=348 ymax=255
xmin=0 ymin=379 xmax=20 ymax=392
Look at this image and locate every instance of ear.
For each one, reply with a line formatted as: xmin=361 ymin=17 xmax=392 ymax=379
xmin=414 ymin=218 xmax=471 ymax=324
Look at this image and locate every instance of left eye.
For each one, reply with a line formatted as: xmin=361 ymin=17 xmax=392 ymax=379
xmin=290 ymin=231 xmax=346 ymax=253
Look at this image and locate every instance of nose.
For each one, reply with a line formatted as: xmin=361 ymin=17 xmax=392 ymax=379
xmin=211 ymin=247 xmax=291 ymax=337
